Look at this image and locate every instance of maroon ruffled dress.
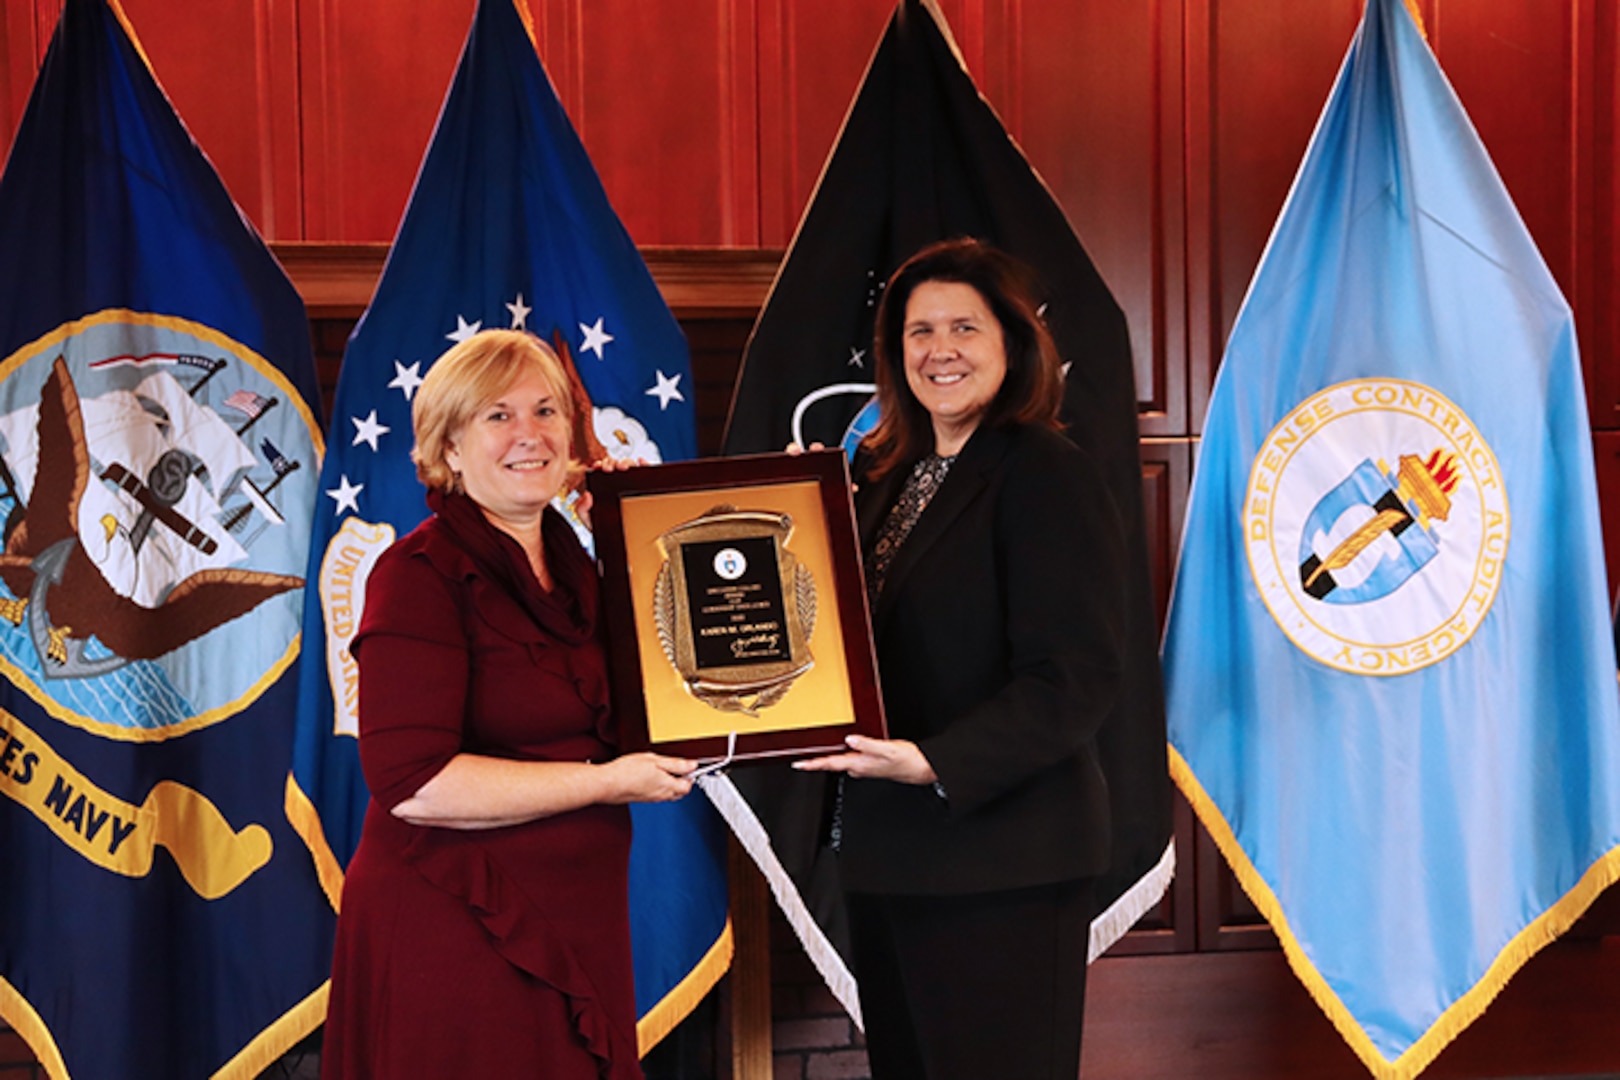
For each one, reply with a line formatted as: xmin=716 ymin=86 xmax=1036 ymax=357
xmin=321 ymin=493 xmax=641 ymax=1079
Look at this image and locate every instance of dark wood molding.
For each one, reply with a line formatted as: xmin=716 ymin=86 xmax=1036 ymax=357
xmin=269 ymin=242 xmax=388 ymax=318
xmin=641 ymin=247 xmax=784 ymax=319
xmin=1083 ymin=939 xmax=1620 ymax=1079
xmin=269 ymin=242 xmax=783 ymax=320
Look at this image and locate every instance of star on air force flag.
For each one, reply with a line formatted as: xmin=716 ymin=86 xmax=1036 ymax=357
xmin=288 ymin=0 xmax=726 ymax=1052
xmin=1161 ymin=1 xmax=1620 ymax=1077
xmin=0 ymin=1 xmax=333 ymax=1077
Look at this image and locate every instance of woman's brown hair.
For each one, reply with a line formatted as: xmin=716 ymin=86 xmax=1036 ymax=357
xmin=861 ymin=238 xmax=1064 ymax=479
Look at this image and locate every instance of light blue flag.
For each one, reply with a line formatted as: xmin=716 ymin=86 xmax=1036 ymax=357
xmin=287 ymin=0 xmax=728 ymax=1052
xmin=1161 ymin=1 xmax=1620 ymax=1076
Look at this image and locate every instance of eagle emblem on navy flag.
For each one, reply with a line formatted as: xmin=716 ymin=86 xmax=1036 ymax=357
xmin=0 ymin=312 xmax=318 ymax=738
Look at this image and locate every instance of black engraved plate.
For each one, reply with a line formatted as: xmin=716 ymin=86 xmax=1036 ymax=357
xmin=682 ymin=536 xmax=794 ymax=669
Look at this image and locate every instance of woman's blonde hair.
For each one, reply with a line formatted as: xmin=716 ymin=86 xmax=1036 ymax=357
xmin=411 ymin=329 xmax=575 ymax=492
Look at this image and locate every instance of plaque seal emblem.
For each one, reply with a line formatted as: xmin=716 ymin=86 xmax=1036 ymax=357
xmin=653 ymin=504 xmax=816 ymax=714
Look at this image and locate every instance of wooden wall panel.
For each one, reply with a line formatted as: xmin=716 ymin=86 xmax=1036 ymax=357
xmin=568 ymin=1 xmax=758 ymax=246
xmin=1431 ymin=0 xmax=1614 ymax=426
xmin=1102 ymin=438 xmax=1198 ymax=957
xmin=999 ymin=0 xmax=1183 ymax=430
xmin=755 ymin=0 xmax=893 ymax=247
xmin=1138 ymin=437 xmax=1191 ymax=627
xmin=1435 ymin=1 xmax=1578 ymax=298
xmin=527 ymin=0 xmax=583 ymax=122
xmin=1104 ymin=794 xmax=1200 ymax=959
xmin=119 ymin=0 xmax=303 ymax=238
xmin=1188 ymin=0 xmax=1362 ymax=432
xmin=1084 ymin=941 xmax=1620 ymax=1079
xmin=1186 ymin=0 xmax=1617 ymax=439
xmin=0 ymin=1 xmax=51 ymax=166
xmin=1593 ymin=430 xmax=1620 ymax=600
xmin=296 ymin=0 xmax=473 ymax=241
xmin=1579 ymin=0 xmax=1620 ymax=429
xmin=937 ymin=0 xmax=1020 ymax=130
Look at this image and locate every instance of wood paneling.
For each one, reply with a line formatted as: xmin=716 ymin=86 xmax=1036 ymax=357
xmin=1194 ymin=818 xmax=1276 ymax=952
xmin=1138 ymin=437 xmax=1192 ymax=628
xmin=118 ymin=0 xmax=303 ymax=238
xmin=568 ymin=1 xmax=760 ymax=247
xmin=295 ymin=0 xmax=473 ymax=240
xmin=1003 ymin=0 xmax=1185 ymax=431
xmin=1436 ymin=1 xmax=1578 ymax=295
xmin=0 ymin=1 xmax=49 ymax=155
xmin=685 ymin=315 xmax=755 ymax=458
xmin=754 ymin=0 xmax=894 ymax=247
xmin=270 ymin=242 xmax=781 ymax=319
xmin=725 ymin=840 xmax=773 ymax=1080
xmin=1102 ymin=791 xmax=1200 ymax=958
xmin=1579 ymin=0 xmax=1620 ymax=427
xmin=1187 ymin=1 xmax=1363 ymax=431
xmin=1593 ymin=429 xmax=1620 ymax=599
xmin=1083 ymin=938 xmax=1620 ymax=1079
xmin=1099 ymin=438 xmax=1197 ymax=957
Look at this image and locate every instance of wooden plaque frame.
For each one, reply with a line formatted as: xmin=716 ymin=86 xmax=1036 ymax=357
xmin=587 ymin=450 xmax=886 ymax=763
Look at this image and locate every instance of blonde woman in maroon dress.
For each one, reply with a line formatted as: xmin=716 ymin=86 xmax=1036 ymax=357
xmin=322 ymin=330 xmax=693 ymax=1079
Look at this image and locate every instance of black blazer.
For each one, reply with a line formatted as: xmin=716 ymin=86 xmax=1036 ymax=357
xmin=837 ymin=422 xmax=1127 ymax=895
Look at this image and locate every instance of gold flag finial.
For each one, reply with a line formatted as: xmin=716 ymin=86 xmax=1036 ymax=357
xmin=1402 ymin=0 xmax=1429 ymax=41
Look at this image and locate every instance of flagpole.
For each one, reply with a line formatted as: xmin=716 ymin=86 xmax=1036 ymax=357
xmin=726 ymin=839 xmax=773 ymax=1078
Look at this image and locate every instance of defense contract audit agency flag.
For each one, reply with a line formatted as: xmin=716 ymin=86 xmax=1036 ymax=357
xmin=716 ymin=0 xmax=1171 ymax=1022
xmin=287 ymin=0 xmax=728 ymax=1050
xmin=0 ymin=1 xmax=335 ymax=1078
xmin=1161 ymin=1 xmax=1620 ymax=1076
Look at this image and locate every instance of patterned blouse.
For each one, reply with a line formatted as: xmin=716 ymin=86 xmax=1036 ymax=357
xmin=864 ymin=453 xmax=957 ymax=609
xmin=831 ymin=452 xmax=958 ymax=852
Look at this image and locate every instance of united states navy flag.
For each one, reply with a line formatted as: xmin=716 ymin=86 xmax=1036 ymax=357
xmin=1162 ymin=1 xmax=1620 ymax=1076
xmin=717 ymin=0 xmax=1172 ymax=1023
xmin=0 ymin=1 xmax=334 ymax=1077
xmin=287 ymin=0 xmax=728 ymax=1051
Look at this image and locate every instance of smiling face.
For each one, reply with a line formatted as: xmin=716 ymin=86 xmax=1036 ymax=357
xmin=444 ymin=368 xmax=571 ymax=532
xmin=907 ymin=281 xmax=1004 ymax=453
xmin=902 ymin=279 xmax=1009 ymax=455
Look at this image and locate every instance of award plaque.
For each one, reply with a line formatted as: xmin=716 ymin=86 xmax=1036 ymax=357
xmin=587 ymin=450 xmax=886 ymax=763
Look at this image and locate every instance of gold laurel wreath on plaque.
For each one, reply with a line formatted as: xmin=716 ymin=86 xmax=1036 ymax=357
xmin=653 ymin=504 xmax=817 ymax=716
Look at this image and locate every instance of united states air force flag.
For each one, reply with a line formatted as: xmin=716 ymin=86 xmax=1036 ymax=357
xmin=0 ymin=1 xmax=334 ymax=1077
xmin=1161 ymin=1 xmax=1620 ymax=1076
xmin=287 ymin=0 xmax=727 ymax=1051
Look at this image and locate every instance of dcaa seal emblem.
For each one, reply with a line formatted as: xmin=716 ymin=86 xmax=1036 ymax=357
xmin=1246 ymin=378 xmax=1508 ymax=676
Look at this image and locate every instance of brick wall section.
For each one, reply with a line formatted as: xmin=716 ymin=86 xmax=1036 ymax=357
xmin=767 ymin=905 xmax=871 ymax=1080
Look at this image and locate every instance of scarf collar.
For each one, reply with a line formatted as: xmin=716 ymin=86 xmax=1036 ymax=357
xmin=426 ymin=488 xmax=597 ymax=646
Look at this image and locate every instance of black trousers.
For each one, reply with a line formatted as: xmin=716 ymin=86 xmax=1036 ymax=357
xmin=846 ymin=878 xmax=1094 ymax=1080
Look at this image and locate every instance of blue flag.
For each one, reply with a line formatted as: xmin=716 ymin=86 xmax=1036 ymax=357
xmin=1162 ymin=1 xmax=1620 ymax=1076
xmin=0 ymin=1 xmax=334 ymax=1077
xmin=288 ymin=0 xmax=728 ymax=1051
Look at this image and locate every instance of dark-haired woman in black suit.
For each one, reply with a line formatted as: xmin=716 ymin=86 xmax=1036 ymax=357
xmin=796 ymin=238 xmax=1127 ymax=1079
